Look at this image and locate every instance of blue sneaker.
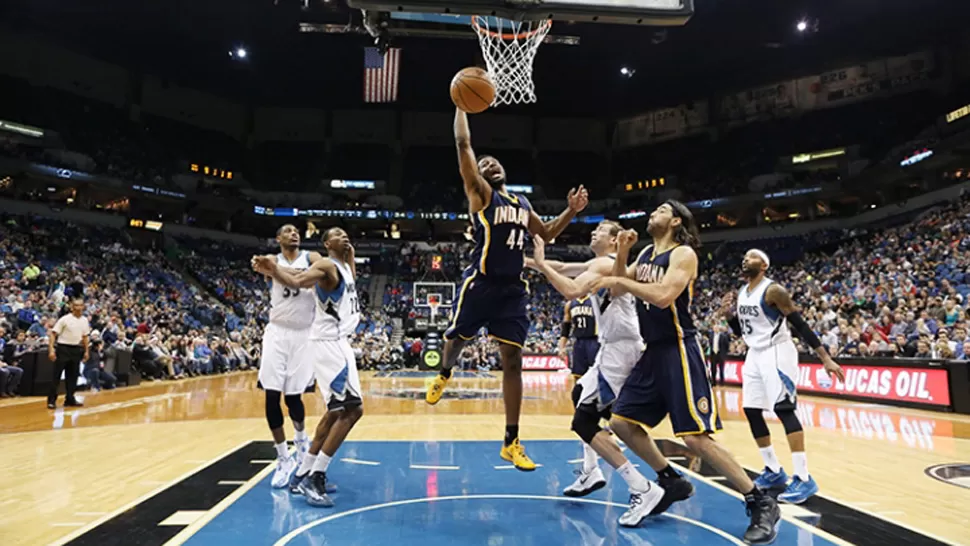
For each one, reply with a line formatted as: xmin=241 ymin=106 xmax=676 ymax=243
xmin=778 ymin=476 xmax=818 ymax=504
xmin=291 ymin=471 xmax=337 ymax=495
xmin=753 ymin=467 xmax=789 ymax=490
xmin=300 ymin=472 xmax=335 ymax=507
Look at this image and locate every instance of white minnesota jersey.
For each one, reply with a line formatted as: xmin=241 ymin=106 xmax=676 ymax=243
xmin=268 ymin=251 xmax=315 ymax=330
xmin=591 ymin=254 xmax=641 ymax=345
xmin=736 ymin=277 xmax=792 ymax=350
xmin=310 ymin=258 xmax=360 ymax=340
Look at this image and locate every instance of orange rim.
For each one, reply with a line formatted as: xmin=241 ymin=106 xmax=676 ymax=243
xmin=471 ymin=15 xmax=551 ymax=40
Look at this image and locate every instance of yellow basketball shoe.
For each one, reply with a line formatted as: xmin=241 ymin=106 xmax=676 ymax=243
xmin=425 ymin=374 xmax=450 ymax=405
xmin=500 ymin=439 xmax=537 ymax=471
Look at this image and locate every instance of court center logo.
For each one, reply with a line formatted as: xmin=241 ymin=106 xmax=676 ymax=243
xmin=924 ymin=463 xmax=970 ymax=489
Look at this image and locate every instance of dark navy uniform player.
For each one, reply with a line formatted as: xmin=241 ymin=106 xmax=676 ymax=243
xmin=559 ymin=297 xmax=599 ymax=379
xmin=592 ymin=200 xmax=781 ymax=544
xmin=425 ymin=106 xmax=589 ymax=471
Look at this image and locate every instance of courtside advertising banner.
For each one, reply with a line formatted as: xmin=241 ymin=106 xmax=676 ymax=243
xmin=523 ymin=354 xmax=568 ymax=371
xmin=723 ymin=359 xmax=951 ymax=407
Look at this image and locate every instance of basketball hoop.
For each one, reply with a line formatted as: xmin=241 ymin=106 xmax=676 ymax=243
xmin=471 ymin=16 xmax=552 ymax=106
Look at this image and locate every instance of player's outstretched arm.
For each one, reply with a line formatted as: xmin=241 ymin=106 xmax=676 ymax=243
xmin=527 ymin=186 xmax=588 ymax=243
xmin=524 ymin=256 xmax=597 ymax=278
xmin=595 ymin=246 xmax=696 ymax=309
xmin=253 ymin=255 xmax=335 ymax=290
xmin=765 ymin=284 xmax=845 ymax=382
xmin=532 ymin=236 xmax=608 ymax=300
xmin=455 ymin=108 xmax=490 ymax=214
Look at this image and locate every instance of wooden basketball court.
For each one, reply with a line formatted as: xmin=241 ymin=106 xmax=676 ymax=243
xmin=2 ymin=371 xmax=968 ymax=545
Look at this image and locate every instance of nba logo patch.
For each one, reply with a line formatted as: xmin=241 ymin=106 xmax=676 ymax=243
xmin=815 ymin=368 xmax=834 ymax=389
xmin=697 ymin=397 xmax=710 ymax=414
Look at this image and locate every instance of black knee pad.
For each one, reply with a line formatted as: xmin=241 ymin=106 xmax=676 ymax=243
xmin=744 ymin=407 xmax=770 ymax=439
xmin=571 ymin=407 xmax=602 ymax=444
xmin=775 ymin=409 xmax=803 ymax=435
xmin=265 ymin=390 xmax=284 ymax=430
xmin=284 ymin=394 xmax=305 ymax=423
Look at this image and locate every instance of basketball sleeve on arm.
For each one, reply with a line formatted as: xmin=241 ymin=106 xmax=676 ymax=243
xmin=767 ymin=284 xmax=822 ymax=349
xmin=788 ymin=312 xmax=822 ymax=349
xmin=727 ymin=316 xmax=743 ymax=337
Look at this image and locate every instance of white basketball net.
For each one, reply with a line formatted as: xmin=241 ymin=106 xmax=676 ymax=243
xmin=472 ymin=16 xmax=552 ymax=106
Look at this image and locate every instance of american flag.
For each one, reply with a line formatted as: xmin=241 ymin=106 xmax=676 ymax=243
xmin=363 ymin=47 xmax=401 ymax=103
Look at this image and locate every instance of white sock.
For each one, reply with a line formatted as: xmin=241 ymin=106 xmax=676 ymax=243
xmin=311 ymin=453 xmax=332 ymax=474
xmin=759 ymin=445 xmax=782 ymax=473
xmin=616 ymin=461 xmax=650 ymax=492
xmin=274 ymin=442 xmax=289 ymax=460
xmin=294 ymin=428 xmax=308 ymax=442
xmin=297 ymin=453 xmax=317 ymax=477
xmin=582 ymin=443 xmax=598 ymax=474
xmin=792 ymin=451 xmax=809 ymax=481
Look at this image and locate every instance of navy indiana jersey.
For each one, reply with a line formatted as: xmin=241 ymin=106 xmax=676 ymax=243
xmin=567 ymin=297 xmax=598 ymax=339
xmin=635 ymin=244 xmax=697 ymax=343
xmin=469 ymin=189 xmax=533 ymax=278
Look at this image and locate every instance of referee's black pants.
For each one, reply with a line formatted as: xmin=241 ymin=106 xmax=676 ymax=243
xmin=49 ymin=344 xmax=82 ymax=405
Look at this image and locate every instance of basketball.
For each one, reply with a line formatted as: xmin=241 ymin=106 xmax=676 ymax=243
xmin=450 ymin=67 xmax=495 ymax=114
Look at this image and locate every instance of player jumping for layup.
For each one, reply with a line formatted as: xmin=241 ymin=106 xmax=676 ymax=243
xmin=720 ymin=249 xmax=844 ymax=504
xmin=530 ymin=221 xmax=694 ymax=527
xmin=256 ymin=224 xmax=318 ymax=488
xmin=592 ymin=201 xmax=781 ymax=544
xmin=254 ymin=227 xmax=361 ymax=508
xmin=425 ymin=107 xmax=589 ymax=471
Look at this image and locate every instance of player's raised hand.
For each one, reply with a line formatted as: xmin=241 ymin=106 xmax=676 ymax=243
xmin=617 ymin=229 xmax=638 ymax=250
xmin=531 ymin=235 xmax=546 ymax=265
xmin=718 ymin=292 xmax=737 ymax=317
xmin=251 ymin=255 xmax=276 ymax=276
xmin=567 ymin=185 xmax=589 ymax=213
xmin=343 ymin=238 xmax=355 ymax=258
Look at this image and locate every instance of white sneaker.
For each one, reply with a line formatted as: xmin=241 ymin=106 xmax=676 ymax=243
xmin=563 ymin=467 xmax=607 ymax=497
xmin=618 ymin=482 xmax=665 ymax=528
xmin=271 ymin=456 xmax=297 ymax=489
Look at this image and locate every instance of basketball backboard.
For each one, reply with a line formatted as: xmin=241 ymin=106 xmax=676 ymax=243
xmin=347 ymin=0 xmax=694 ymax=26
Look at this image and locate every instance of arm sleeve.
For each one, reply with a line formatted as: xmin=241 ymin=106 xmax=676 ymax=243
xmin=727 ymin=316 xmax=742 ymax=337
xmin=788 ymin=311 xmax=822 ymax=349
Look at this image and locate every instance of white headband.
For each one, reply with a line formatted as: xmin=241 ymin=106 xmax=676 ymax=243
xmin=748 ymin=249 xmax=770 ymax=269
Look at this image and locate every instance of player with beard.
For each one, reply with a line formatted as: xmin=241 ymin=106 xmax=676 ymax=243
xmin=593 ymin=201 xmax=781 ymax=544
xmin=254 ymin=227 xmax=361 ymax=507
xmin=254 ymin=224 xmax=320 ymax=488
xmin=718 ymin=249 xmax=844 ymax=504
xmin=425 ymin=107 xmax=589 ymax=471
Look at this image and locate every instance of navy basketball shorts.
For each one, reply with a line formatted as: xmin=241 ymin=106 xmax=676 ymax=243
xmin=612 ymin=336 xmax=722 ymax=437
xmin=444 ymin=270 xmax=529 ymax=348
xmin=570 ymin=338 xmax=600 ymax=377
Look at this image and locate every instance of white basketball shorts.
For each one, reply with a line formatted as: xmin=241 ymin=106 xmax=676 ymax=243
xmin=577 ymin=339 xmax=645 ymax=412
xmin=742 ymin=342 xmax=800 ymax=411
xmin=258 ymin=323 xmax=314 ymax=395
xmin=308 ymin=337 xmax=362 ymax=412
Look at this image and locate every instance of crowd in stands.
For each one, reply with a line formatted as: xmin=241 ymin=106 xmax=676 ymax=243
xmin=0 ymin=213 xmax=264 ymax=395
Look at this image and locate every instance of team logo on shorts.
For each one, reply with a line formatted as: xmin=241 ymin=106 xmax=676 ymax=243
xmin=697 ymin=397 xmax=710 ymax=414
